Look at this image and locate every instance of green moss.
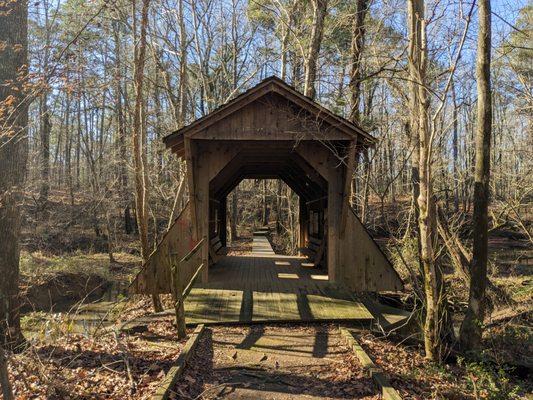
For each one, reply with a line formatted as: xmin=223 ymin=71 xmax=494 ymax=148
xmin=20 ymin=251 xmax=140 ymax=281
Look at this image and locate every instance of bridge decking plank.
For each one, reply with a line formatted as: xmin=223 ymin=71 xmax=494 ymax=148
xmin=180 ymin=235 xmax=373 ymax=325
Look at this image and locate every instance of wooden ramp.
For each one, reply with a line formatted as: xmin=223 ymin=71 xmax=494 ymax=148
xmin=182 ymin=234 xmax=373 ymax=325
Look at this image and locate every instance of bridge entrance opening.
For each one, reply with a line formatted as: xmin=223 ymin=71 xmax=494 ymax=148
xmin=206 ymin=144 xmax=330 ymax=281
xmin=205 ymin=176 xmax=332 ymax=305
xmin=225 ymin=179 xmax=300 ymax=256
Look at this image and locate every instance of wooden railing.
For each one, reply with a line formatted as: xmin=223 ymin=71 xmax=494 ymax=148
xmin=170 ymin=237 xmax=205 ymax=338
xmin=130 ymin=202 xmax=198 ymax=295
xmin=129 ymin=201 xmax=207 ymax=338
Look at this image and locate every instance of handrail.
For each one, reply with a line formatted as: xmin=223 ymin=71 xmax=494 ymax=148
xmin=177 ymin=263 xmax=205 ymax=306
xmin=179 ymin=237 xmax=206 ymax=263
xmin=171 ymin=238 xmax=206 ymax=337
xmin=129 ymin=202 xmax=191 ymax=294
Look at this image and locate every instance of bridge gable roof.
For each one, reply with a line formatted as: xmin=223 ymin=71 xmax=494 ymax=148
xmin=163 ymin=76 xmax=375 ymax=155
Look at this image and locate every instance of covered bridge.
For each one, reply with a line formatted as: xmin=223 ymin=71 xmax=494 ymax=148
xmin=130 ymin=76 xmax=402 ymax=327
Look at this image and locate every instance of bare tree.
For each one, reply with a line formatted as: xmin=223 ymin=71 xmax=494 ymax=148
xmin=177 ymin=0 xmax=188 ymax=128
xmin=132 ymin=0 xmax=162 ymax=312
xmin=0 ymin=0 xmax=28 ymax=350
xmin=303 ymin=0 xmax=328 ymax=99
xmin=460 ymin=0 xmax=493 ymax=351
xmin=38 ymin=0 xmax=52 ymax=207
xmin=112 ymin=18 xmax=133 ymax=234
xmin=408 ymin=0 xmax=444 ymax=361
xmin=349 ymin=0 xmax=368 ymax=123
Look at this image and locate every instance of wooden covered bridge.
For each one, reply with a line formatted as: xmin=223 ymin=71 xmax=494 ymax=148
xmin=131 ymin=77 xmax=403 ymax=328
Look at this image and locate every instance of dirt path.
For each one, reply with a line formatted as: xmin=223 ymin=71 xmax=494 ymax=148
xmin=174 ymin=325 xmax=378 ymax=399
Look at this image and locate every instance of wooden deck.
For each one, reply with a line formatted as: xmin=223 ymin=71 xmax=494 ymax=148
xmin=182 ymin=235 xmax=373 ymax=325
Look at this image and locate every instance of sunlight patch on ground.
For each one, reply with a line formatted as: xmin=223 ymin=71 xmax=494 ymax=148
xmin=277 ymin=273 xmax=299 ymax=279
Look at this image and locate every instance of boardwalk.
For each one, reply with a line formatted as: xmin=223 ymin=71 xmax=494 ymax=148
xmin=183 ymin=234 xmax=373 ymax=325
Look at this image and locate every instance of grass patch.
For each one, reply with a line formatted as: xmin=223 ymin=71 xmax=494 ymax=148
xmin=20 ymin=251 xmax=141 ymax=281
xmin=492 ymin=275 xmax=532 ymax=302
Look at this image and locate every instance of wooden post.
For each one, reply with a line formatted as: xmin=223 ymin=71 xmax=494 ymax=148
xmin=170 ymin=255 xmax=186 ymax=339
xmin=340 ymin=140 xmax=356 ymax=238
xmin=219 ymin=196 xmax=227 ymax=247
xmin=184 ymin=137 xmax=198 ymax=241
xmin=299 ymin=197 xmax=309 ymax=251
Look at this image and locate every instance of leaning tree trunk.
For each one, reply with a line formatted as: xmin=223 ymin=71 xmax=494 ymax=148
xmin=303 ymin=0 xmax=328 ymax=99
xmin=0 ymin=0 xmax=28 ymax=350
xmin=460 ymin=0 xmax=492 ymax=351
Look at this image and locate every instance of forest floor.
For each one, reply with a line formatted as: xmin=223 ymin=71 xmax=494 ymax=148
xmin=5 ymin=193 xmax=532 ymax=399
xmin=171 ymin=324 xmax=533 ymax=400
xmin=173 ymin=325 xmax=379 ymax=400
xmin=10 ymin=308 xmax=191 ymax=399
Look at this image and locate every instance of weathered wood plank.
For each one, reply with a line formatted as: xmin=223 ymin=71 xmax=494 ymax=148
xmin=151 ymin=324 xmax=205 ymax=400
xmin=130 ymin=203 xmax=197 ymax=294
xmin=340 ymin=328 xmax=403 ymax=400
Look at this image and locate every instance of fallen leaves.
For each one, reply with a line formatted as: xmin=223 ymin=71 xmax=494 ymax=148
xmin=7 ymin=317 xmax=189 ymax=399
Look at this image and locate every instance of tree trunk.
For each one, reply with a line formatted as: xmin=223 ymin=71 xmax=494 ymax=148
xmin=460 ymin=0 xmax=492 ymax=351
xmin=408 ymin=0 xmax=445 ymax=362
xmin=38 ymin=0 xmax=51 ymax=207
xmin=276 ymin=180 xmax=282 ymax=234
xmin=39 ymin=92 xmax=51 ymax=207
xmin=177 ymin=0 xmax=188 ymax=128
xmin=168 ymin=166 xmax=187 ymax=231
xmin=407 ymin=2 xmax=422 ymax=274
xmin=65 ymin=93 xmax=74 ymax=207
xmin=280 ymin=2 xmax=297 ymax=82
xmin=349 ymin=0 xmax=368 ymax=124
xmin=303 ymin=0 xmax=327 ymax=99
xmin=262 ymin=180 xmax=268 ymax=226
xmin=113 ymin=20 xmax=132 ymax=234
xmin=0 ymin=0 xmax=28 ymax=350
xmin=451 ymin=80 xmax=460 ymax=213
xmin=360 ymin=149 xmax=370 ymax=224
xmin=0 ymin=346 xmax=13 ymax=400
xmin=132 ymin=0 xmax=161 ymax=313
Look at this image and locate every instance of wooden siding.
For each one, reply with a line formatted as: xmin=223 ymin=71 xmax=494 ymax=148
xmin=338 ymin=205 xmax=403 ymax=292
xmin=163 ymin=76 xmax=376 ymax=153
xmin=193 ymin=93 xmax=353 ymax=142
xmin=130 ymin=203 xmax=200 ymax=294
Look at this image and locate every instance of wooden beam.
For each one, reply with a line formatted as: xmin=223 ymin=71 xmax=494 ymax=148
xmin=184 ymin=137 xmax=198 ymax=240
xmin=151 ymin=325 xmax=205 ymax=400
xmin=340 ymin=328 xmax=403 ymax=400
xmin=219 ymin=196 xmax=227 ymax=246
xmin=340 ymin=140 xmax=356 ymax=238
